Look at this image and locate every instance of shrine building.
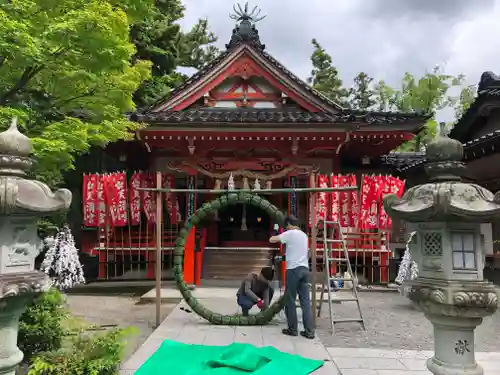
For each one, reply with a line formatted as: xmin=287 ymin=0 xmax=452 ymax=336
xmin=79 ymin=6 xmax=429 ymax=285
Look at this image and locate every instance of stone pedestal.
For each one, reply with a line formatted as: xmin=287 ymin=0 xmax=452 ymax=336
xmin=383 ymin=132 xmax=500 ymax=375
xmin=0 ymin=272 xmax=51 ymax=375
xmin=0 ymin=118 xmax=71 ymax=375
xmin=426 ymin=315 xmax=481 ymax=375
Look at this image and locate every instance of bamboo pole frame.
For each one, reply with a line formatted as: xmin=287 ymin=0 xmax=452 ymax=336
xmin=145 ymin=177 xmax=359 ymax=328
xmin=309 ymin=173 xmax=318 ymax=329
xmin=138 ymin=186 xmax=357 ymax=194
xmin=155 ymin=171 xmax=163 ymax=327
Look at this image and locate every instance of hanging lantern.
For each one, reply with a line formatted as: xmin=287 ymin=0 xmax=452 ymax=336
xmin=243 ymin=177 xmax=250 ymax=190
xmin=254 ymin=178 xmax=261 ymax=190
xmin=241 ymin=204 xmax=247 ymax=231
xmin=228 ymin=173 xmax=235 ymax=191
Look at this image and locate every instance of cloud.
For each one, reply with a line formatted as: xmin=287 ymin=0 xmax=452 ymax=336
xmin=363 ymin=0 xmax=494 ymax=19
xmin=179 ymin=0 xmax=500 ymax=118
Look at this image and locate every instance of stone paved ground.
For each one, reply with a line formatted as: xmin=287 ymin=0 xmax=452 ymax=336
xmin=316 ymin=292 xmax=500 ymax=351
xmin=66 ymin=294 xmax=176 ymax=360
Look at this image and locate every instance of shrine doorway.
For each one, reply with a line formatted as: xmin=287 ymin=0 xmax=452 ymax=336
xmin=218 ymin=203 xmax=272 ymax=247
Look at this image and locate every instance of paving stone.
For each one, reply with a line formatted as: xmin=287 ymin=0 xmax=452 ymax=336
xmin=399 ymin=358 xmax=427 ymax=371
xmin=294 ymin=340 xmax=331 ymax=361
xmin=262 ymin=333 xmax=296 ymax=353
xmin=375 ymin=371 xmax=429 ymax=375
xmin=311 ymin=361 xmax=341 ymax=375
xmin=203 ymin=330 xmax=236 ymax=346
xmin=331 ymin=357 xmax=407 ymax=370
xmin=340 ymin=369 xmax=378 ymax=375
xmin=481 ymin=361 xmax=500 ymax=371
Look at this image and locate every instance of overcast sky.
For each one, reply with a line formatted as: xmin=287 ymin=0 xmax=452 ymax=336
xmin=179 ymin=0 xmax=500 ymax=119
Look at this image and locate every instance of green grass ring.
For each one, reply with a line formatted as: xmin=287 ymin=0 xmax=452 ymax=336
xmin=174 ymin=191 xmax=286 ymax=325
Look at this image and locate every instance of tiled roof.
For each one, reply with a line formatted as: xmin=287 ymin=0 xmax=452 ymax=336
xmin=449 ymin=71 xmax=500 ymax=142
xmin=395 ymin=130 xmax=500 ymax=172
xmin=381 ymin=152 xmax=426 ymax=168
xmin=137 ymin=109 xmax=332 ymax=123
xmin=136 ymin=108 xmax=428 ymax=125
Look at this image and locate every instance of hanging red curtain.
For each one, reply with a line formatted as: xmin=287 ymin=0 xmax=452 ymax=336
xmin=316 ymin=174 xmax=329 ymax=222
xmin=349 ymin=174 xmax=359 ymax=229
xmin=338 ymin=174 xmax=351 ymax=228
xmin=103 ymin=172 xmax=128 ymax=227
xmin=386 ymin=177 xmax=406 ymax=230
xmin=97 ymin=174 xmax=106 ymax=226
xmin=377 ymin=176 xmax=391 ymax=230
xmin=141 ymin=172 xmax=157 ymax=223
xmin=359 ymin=175 xmax=379 ymax=230
xmin=83 ymin=174 xmax=98 ymax=227
xmin=330 ymin=174 xmax=340 ymax=222
xmin=129 ymin=172 xmax=143 ymax=226
xmin=162 ymin=174 xmax=177 ymax=223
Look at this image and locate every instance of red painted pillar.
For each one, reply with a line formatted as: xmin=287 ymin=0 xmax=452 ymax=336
xmin=380 ymin=252 xmax=389 ymax=284
xmin=183 ymin=173 xmax=197 ymax=285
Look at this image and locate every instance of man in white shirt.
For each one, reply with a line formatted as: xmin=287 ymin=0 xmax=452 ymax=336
xmin=269 ymin=215 xmax=314 ymax=339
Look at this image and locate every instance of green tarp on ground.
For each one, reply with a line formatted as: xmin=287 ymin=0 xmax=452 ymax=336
xmin=135 ymin=340 xmax=324 ymax=375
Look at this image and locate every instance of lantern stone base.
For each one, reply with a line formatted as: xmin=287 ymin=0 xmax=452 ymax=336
xmin=408 ymin=279 xmax=499 ymax=375
xmin=0 ymin=272 xmax=50 ymax=375
xmin=426 ymin=314 xmax=483 ymax=375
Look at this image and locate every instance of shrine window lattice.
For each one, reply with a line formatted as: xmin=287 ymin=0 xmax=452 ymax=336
xmin=422 ymin=232 xmax=443 ymax=256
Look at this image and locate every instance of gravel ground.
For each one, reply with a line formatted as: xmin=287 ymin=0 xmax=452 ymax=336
xmin=65 ymin=295 xmax=176 ymax=360
xmin=316 ymin=292 xmax=500 ymax=351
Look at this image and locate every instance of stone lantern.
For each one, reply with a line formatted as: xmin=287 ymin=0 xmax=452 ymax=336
xmin=383 ymin=133 xmax=500 ymax=375
xmin=0 ymin=118 xmax=71 ymax=375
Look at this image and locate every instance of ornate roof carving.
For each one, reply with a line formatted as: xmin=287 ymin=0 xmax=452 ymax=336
xmin=226 ymin=3 xmax=266 ymax=51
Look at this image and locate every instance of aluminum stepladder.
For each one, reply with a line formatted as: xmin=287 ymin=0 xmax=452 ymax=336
xmin=317 ymin=220 xmax=366 ymax=334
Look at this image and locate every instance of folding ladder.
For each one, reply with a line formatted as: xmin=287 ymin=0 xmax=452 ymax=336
xmin=317 ymin=220 xmax=365 ymax=334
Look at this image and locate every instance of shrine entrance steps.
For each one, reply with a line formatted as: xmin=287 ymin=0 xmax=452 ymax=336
xmin=202 ymin=247 xmax=275 ymax=281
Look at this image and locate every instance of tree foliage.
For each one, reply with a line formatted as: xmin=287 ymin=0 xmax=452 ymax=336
xmin=307 ymin=39 xmax=349 ymax=107
xmin=131 ymin=3 xmax=219 ymax=108
xmin=0 ymin=0 xmax=219 ymax=186
xmin=0 ymin=0 xmax=155 ymax=185
xmin=349 ymin=72 xmax=376 ymax=110
xmin=374 ymin=67 xmax=468 ymax=151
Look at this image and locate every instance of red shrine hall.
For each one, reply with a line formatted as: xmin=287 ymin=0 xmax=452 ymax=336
xmin=80 ymin=8 xmax=428 ymax=285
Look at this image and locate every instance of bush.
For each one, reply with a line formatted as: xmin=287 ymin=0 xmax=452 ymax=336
xmin=27 ymin=327 xmax=135 ymax=375
xmin=18 ymin=288 xmax=67 ymax=358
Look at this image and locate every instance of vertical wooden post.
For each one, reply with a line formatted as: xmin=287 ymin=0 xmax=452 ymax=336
xmin=309 ymin=173 xmax=318 ymax=329
xmin=155 ymin=171 xmax=163 ymax=328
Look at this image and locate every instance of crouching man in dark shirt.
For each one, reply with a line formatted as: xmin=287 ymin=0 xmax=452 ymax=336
xmin=236 ymin=266 xmax=275 ymax=316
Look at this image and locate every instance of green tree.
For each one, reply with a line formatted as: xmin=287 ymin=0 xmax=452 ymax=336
xmin=0 ymin=0 xmax=154 ymax=185
xmin=453 ymin=84 xmax=476 ymax=121
xmin=349 ymin=72 xmax=376 ymax=110
xmin=374 ymin=67 xmax=467 ymax=151
xmin=131 ymin=2 xmax=219 ymax=108
xmin=307 ymin=39 xmax=349 ymax=107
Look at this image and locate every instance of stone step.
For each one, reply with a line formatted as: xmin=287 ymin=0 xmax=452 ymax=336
xmin=203 ymin=248 xmax=274 ymax=280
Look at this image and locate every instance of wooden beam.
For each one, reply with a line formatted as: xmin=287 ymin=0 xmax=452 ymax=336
xmin=309 ymin=173 xmax=318 ymax=329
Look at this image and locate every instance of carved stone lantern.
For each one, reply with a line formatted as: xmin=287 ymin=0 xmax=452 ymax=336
xmin=0 ymin=118 xmax=71 ymax=375
xmin=384 ymin=133 xmax=500 ymax=375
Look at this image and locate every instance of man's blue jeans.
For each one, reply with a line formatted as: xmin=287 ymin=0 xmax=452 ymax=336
xmin=284 ymin=266 xmax=314 ymax=334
